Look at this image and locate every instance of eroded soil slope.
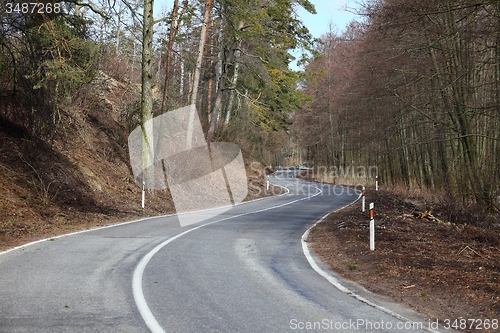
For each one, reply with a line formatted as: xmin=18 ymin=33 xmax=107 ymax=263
xmin=0 ymin=72 xmax=279 ymax=251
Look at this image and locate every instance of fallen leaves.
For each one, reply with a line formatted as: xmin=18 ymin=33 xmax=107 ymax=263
xmin=309 ymin=189 xmax=500 ymax=328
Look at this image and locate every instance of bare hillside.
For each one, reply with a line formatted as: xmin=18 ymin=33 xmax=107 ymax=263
xmin=0 ymin=72 xmax=275 ymax=251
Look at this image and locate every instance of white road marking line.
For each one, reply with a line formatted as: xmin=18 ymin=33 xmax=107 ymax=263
xmin=133 ymin=181 xmax=323 ymax=332
xmin=0 ymin=215 xmax=164 ymax=256
xmin=301 ymin=204 xmax=442 ymax=333
xmin=0 ymin=178 xmax=291 ymax=257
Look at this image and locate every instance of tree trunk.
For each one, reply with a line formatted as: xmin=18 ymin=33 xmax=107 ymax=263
xmin=225 ymin=22 xmax=244 ymax=125
xmin=207 ymin=77 xmax=225 ymax=142
xmin=141 ymin=0 xmax=154 ymax=188
xmin=189 ymin=0 xmax=212 ymax=107
xmin=161 ymin=0 xmax=188 ymax=113
xmin=187 ymin=0 xmax=212 ymax=148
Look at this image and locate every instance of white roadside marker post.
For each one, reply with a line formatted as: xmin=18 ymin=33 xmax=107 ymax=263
xmin=266 ymin=179 xmax=270 ymax=191
xmin=142 ymin=180 xmax=145 ymax=209
xmin=375 ymin=176 xmax=379 ymax=191
xmin=361 ymin=186 xmax=366 ymax=212
xmin=369 ymin=202 xmax=375 ymax=251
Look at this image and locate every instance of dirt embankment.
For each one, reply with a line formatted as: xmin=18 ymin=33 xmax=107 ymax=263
xmin=0 ymin=72 xmax=281 ymax=251
xmin=298 ymin=170 xmax=500 ymax=332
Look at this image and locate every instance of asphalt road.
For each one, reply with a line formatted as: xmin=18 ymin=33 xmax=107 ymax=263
xmin=0 ymin=169 xmax=442 ymax=332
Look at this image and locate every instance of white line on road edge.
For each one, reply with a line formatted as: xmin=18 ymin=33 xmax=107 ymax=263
xmin=0 ymin=179 xmax=291 ymax=258
xmin=133 ymin=182 xmax=323 ymax=333
xmin=0 ymin=175 xmax=296 ymax=333
xmin=301 ymin=209 xmax=442 ymax=333
xmin=0 ymin=215 xmax=160 ymax=257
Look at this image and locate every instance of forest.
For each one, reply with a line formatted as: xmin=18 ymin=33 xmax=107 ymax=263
xmin=0 ymin=0 xmax=315 ymax=163
xmin=295 ymin=0 xmax=500 ymax=212
xmin=1 ymin=0 xmax=499 ymax=214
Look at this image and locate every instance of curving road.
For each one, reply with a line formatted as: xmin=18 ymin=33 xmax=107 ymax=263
xmin=0 ymin=169 xmax=441 ymax=332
